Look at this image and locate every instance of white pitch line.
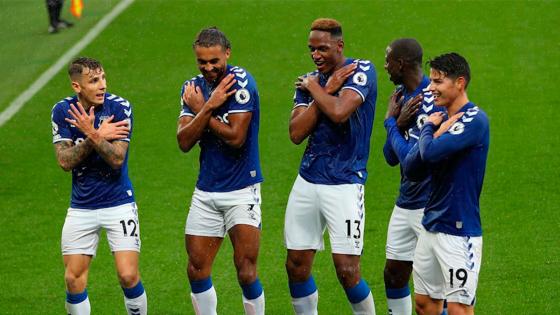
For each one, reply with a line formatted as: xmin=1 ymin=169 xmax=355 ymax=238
xmin=0 ymin=0 xmax=135 ymax=127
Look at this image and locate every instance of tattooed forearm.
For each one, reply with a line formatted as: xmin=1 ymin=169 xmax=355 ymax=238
xmin=54 ymin=140 xmax=94 ymax=171
xmin=92 ymin=139 xmax=128 ymax=170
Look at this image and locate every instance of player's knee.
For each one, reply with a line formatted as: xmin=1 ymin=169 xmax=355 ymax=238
xmin=118 ymin=269 xmax=139 ymax=288
xmin=236 ymin=263 xmax=257 ymax=285
xmin=187 ymin=260 xmax=210 ymax=280
xmin=415 ymin=302 xmax=428 ymax=315
xmin=64 ymin=270 xmax=86 ymax=292
xmin=334 ymin=264 xmax=360 ymax=288
xmin=415 ymin=296 xmax=441 ymax=315
xmin=414 ymin=298 xmax=431 ymax=315
xmin=383 ymin=263 xmax=410 ymax=288
xmin=285 ymin=257 xmax=311 ymax=282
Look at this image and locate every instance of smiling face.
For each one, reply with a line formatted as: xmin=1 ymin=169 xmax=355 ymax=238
xmin=428 ymin=68 xmax=462 ymax=107
xmin=71 ymin=67 xmax=106 ymax=107
xmin=308 ymin=30 xmax=343 ymax=74
xmin=194 ymin=44 xmax=230 ymax=84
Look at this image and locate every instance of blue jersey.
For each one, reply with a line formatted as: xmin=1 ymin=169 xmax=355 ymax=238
xmin=403 ymin=102 xmax=489 ymax=236
xmin=179 ymin=65 xmax=263 ymax=192
xmin=51 ymin=93 xmax=135 ymax=210
xmin=383 ymin=76 xmax=442 ymax=209
xmin=294 ymin=58 xmax=377 ymax=185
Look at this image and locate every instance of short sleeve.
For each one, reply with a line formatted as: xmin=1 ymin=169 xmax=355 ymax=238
xmin=179 ymin=81 xmax=195 ymax=118
xmin=51 ymin=103 xmax=72 ymax=143
xmin=112 ymin=98 xmax=133 ymax=142
xmin=228 ymin=67 xmax=257 ymax=113
xmin=341 ymin=60 xmax=376 ymax=102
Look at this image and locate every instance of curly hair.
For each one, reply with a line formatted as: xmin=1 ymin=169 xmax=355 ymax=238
xmin=193 ymin=27 xmax=231 ymax=50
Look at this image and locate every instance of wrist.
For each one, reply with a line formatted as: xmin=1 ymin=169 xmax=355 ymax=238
xmin=87 ymin=130 xmax=102 ymax=144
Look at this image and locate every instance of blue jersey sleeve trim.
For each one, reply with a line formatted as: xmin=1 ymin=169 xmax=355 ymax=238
xmin=341 ymin=86 xmax=365 ymax=102
xmin=53 ymin=138 xmax=72 ymax=144
xmin=228 ymin=109 xmax=251 ymax=114
xmin=294 ymin=103 xmax=310 ymax=108
xmin=179 ymin=112 xmax=195 ymax=118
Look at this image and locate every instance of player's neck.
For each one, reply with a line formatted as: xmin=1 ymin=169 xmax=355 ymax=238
xmin=332 ymin=55 xmax=347 ymax=72
xmin=402 ymin=68 xmax=423 ymax=93
xmin=77 ymin=96 xmax=95 ymax=112
xmin=448 ymin=93 xmax=469 ymax=116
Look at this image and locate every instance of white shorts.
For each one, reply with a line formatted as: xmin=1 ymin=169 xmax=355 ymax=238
xmin=185 ymin=184 xmax=262 ymax=237
xmin=413 ymin=229 xmax=483 ymax=305
xmin=385 ymin=205 xmax=424 ymax=261
xmin=61 ymin=202 xmax=141 ymax=256
xmin=284 ymin=175 xmax=365 ymax=255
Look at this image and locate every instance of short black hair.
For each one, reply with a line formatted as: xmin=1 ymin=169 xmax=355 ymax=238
xmin=428 ymin=52 xmax=471 ymax=88
xmin=310 ymin=18 xmax=342 ymax=39
xmin=193 ymin=27 xmax=231 ymax=50
xmin=389 ymin=38 xmax=423 ymax=66
xmin=68 ymin=57 xmax=103 ymax=78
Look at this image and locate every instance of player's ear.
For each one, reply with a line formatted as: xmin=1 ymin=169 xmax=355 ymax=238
xmin=71 ymin=80 xmax=81 ymax=94
xmin=455 ymin=76 xmax=466 ymax=91
xmin=224 ymin=48 xmax=231 ymax=60
xmin=337 ymin=39 xmax=344 ymax=52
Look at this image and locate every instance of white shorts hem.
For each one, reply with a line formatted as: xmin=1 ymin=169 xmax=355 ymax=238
xmin=385 ymin=253 xmax=414 ymax=261
xmin=185 ymin=230 xmax=225 ymax=238
xmin=111 ymin=247 xmax=141 ymax=253
xmin=62 ymin=250 xmax=96 ymax=256
xmin=285 ymin=244 xmax=324 ymax=251
xmin=446 ymin=295 xmax=475 ymax=306
xmin=226 ymin=219 xmax=261 ymax=232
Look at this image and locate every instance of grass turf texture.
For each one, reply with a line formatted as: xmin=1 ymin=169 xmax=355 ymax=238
xmin=0 ymin=0 xmax=558 ymax=314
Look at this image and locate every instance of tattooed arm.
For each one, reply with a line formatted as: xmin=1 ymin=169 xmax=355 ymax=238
xmin=88 ymin=135 xmax=129 ymax=169
xmin=64 ymin=102 xmax=130 ymax=170
xmin=54 ymin=140 xmax=94 ymax=171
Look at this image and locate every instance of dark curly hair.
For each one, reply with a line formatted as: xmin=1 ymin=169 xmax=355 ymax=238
xmin=193 ymin=27 xmax=231 ymax=50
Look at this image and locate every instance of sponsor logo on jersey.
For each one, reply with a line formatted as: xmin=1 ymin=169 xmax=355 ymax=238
xmin=235 ymin=88 xmax=251 ymax=104
xmin=352 ymin=72 xmax=367 ymax=86
xmin=449 ymin=122 xmax=465 ymax=135
xmin=417 ymin=113 xmax=429 ymax=129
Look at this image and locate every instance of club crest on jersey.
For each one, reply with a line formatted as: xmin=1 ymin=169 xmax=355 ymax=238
xmin=449 ymin=122 xmax=465 ymax=135
xmin=352 ymin=72 xmax=367 ymax=86
xmin=235 ymin=88 xmax=251 ymax=105
xmin=417 ymin=113 xmax=429 ymax=129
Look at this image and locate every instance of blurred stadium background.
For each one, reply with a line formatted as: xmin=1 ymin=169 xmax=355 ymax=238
xmin=0 ymin=0 xmax=558 ymax=313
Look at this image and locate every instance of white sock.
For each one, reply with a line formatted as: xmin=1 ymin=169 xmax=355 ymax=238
xmin=291 ymin=290 xmax=318 ymax=315
xmin=350 ymin=291 xmax=376 ymax=315
xmin=65 ymin=297 xmax=91 ymax=315
xmin=242 ymin=291 xmax=265 ymax=315
xmin=124 ymin=291 xmax=147 ymax=315
xmin=387 ymin=295 xmax=412 ymax=315
xmin=190 ymin=286 xmax=217 ymax=315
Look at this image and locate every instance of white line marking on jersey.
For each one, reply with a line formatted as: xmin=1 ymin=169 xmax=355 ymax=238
xmin=359 ymin=65 xmax=370 ymax=71
xmin=238 ymin=79 xmax=248 ymax=88
xmin=0 ymin=0 xmax=135 ymax=127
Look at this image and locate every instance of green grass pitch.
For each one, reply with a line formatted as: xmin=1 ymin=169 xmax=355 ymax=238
xmin=0 ymin=0 xmax=559 ymax=314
